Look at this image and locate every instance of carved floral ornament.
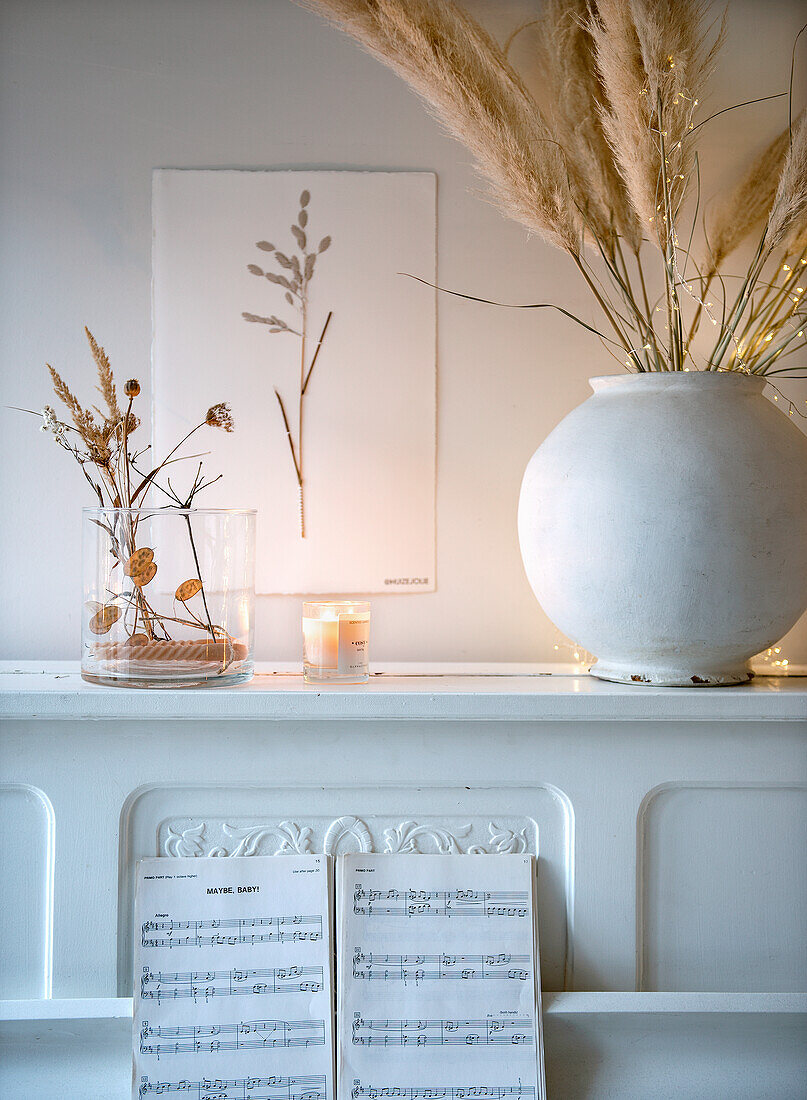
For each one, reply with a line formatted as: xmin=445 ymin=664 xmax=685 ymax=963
xmin=163 ymin=817 xmax=533 ymax=858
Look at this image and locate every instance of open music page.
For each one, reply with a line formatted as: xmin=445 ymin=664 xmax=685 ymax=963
xmin=336 ymin=854 xmax=545 ymax=1100
xmin=133 ymin=855 xmax=334 ymax=1100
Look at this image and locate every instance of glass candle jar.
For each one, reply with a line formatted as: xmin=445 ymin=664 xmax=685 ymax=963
xmin=82 ymin=507 xmax=256 ymax=688
xmin=302 ymin=601 xmax=370 ymax=684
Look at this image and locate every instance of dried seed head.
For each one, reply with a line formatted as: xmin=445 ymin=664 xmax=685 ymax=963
xmin=206 ymin=402 xmax=234 ymax=432
xmin=256 ymin=241 xmax=275 ymax=251
xmin=318 ymin=236 xmax=331 ymax=253
xmin=88 ymin=605 xmax=121 ymax=635
xmin=40 ymin=405 xmax=65 ymax=440
xmin=124 ymin=379 xmax=141 ymax=398
xmin=175 ymin=578 xmax=203 ymax=602
xmin=247 ymin=264 xmax=264 ymax=276
xmin=124 ymin=547 xmax=154 ymax=576
xmin=300 ymin=190 xmax=310 ymax=207
xmin=131 ymin=561 xmax=157 ymax=587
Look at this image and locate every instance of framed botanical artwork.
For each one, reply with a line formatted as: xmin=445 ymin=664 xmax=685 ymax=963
xmin=153 ymin=169 xmax=436 ymax=594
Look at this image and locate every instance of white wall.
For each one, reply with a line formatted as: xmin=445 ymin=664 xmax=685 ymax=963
xmin=1 ymin=0 xmax=805 ymax=663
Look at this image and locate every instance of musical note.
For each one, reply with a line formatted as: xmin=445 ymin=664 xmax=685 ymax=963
xmin=141 ymin=915 xmax=323 ymax=949
xmin=352 ymin=887 xmax=529 ymax=919
xmin=351 ymin=1017 xmax=533 ymax=1048
xmin=141 ymin=966 xmax=324 ymax=1004
xmin=138 ymin=1073 xmax=327 ymax=1099
xmin=351 ymin=952 xmax=531 ymax=985
xmin=349 ymin=1082 xmax=535 ymax=1100
xmin=140 ymin=1017 xmax=326 ymax=1057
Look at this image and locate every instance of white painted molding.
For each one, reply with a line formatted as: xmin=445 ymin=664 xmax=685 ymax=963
xmin=0 ymin=662 xmax=805 ymax=722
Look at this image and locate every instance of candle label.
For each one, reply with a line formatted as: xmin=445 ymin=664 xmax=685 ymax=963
xmin=338 ymin=617 xmax=369 ymax=675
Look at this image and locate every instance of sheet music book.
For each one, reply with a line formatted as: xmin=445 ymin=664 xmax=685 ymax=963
xmin=338 ymin=855 xmax=544 ymax=1100
xmin=133 ymin=855 xmax=334 ymax=1100
xmin=133 ymin=854 xmax=545 ymax=1100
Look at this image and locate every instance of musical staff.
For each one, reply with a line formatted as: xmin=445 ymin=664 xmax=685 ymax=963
xmin=350 ymin=1083 xmax=536 ymax=1100
xmin=352 ymin=1017 xmax=533 ymax=1048
xmin=138 ymin=1073 xmax=327 ymax=1100
xmin=140 ymin=1017 xmax=326 ymax=1056
xmin=352 ymin=952 xmax=531 ymax=985
xmin=141 ymin=915 xmax=323 ymax=949
xmin=141 ymin=966 xmax=324 ymax=1004
xmin=352 ymin=887 xmax=529 ymax=919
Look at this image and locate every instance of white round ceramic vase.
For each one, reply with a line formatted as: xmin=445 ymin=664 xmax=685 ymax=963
xmin=518 ymin=372 xmax=807 ymax=686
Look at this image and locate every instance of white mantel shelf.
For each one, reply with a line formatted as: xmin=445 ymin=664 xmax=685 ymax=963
xmin=0 ymin=660 xmax=805 ymax=722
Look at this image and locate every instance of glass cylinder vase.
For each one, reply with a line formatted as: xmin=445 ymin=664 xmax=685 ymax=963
xmin=82 ymin=507 xmax=256 ymax=688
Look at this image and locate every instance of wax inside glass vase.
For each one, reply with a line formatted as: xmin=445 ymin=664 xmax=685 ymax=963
xmin=302 ymin=601 xmax=370 ymax=684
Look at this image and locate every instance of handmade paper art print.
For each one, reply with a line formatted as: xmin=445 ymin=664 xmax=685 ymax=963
xmin=152 ymin=170 xmax=436 ymax=594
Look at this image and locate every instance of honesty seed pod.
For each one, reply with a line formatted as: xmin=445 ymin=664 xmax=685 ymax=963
xmin=131 ymin=561 xmax=157 ymax=587
xmin=124 ymin=547 xmax=154 ymax=577
xmin=175 ymin=578 xmax=203 ymax=602
xmin=88 ymin=605 xmax=121 ymax=635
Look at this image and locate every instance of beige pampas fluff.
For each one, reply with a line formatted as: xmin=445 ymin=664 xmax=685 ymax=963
xmin=298 ymin=0 xmax=803 ymax=377
xmin=589 ymin=0 xmax=726 ymax=250
xmin=522 ymin=0 xmax=642 ymax=255
xmin=764 ymin=112 xmax=807 ymax=253
xmin=707 ymin=121 xmax=797 ymax=269
xmin=296 ymin=0 xmax=582 ymax=252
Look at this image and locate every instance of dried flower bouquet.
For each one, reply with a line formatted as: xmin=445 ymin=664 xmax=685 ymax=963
xmin=299 ymin=0 xmax=806 ymax=401
xmin=22 ymin=328 xmax=250 ymax=680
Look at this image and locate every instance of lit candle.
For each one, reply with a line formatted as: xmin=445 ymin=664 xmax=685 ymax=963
xmin=303 ymin=601 xmax=370 ymax=684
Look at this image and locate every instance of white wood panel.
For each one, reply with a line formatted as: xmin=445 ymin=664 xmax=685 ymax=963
xmin=638 ymin=783 xmax=807 ymax=991
xmin=0 ymin=784 xmax=53 ymax=998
